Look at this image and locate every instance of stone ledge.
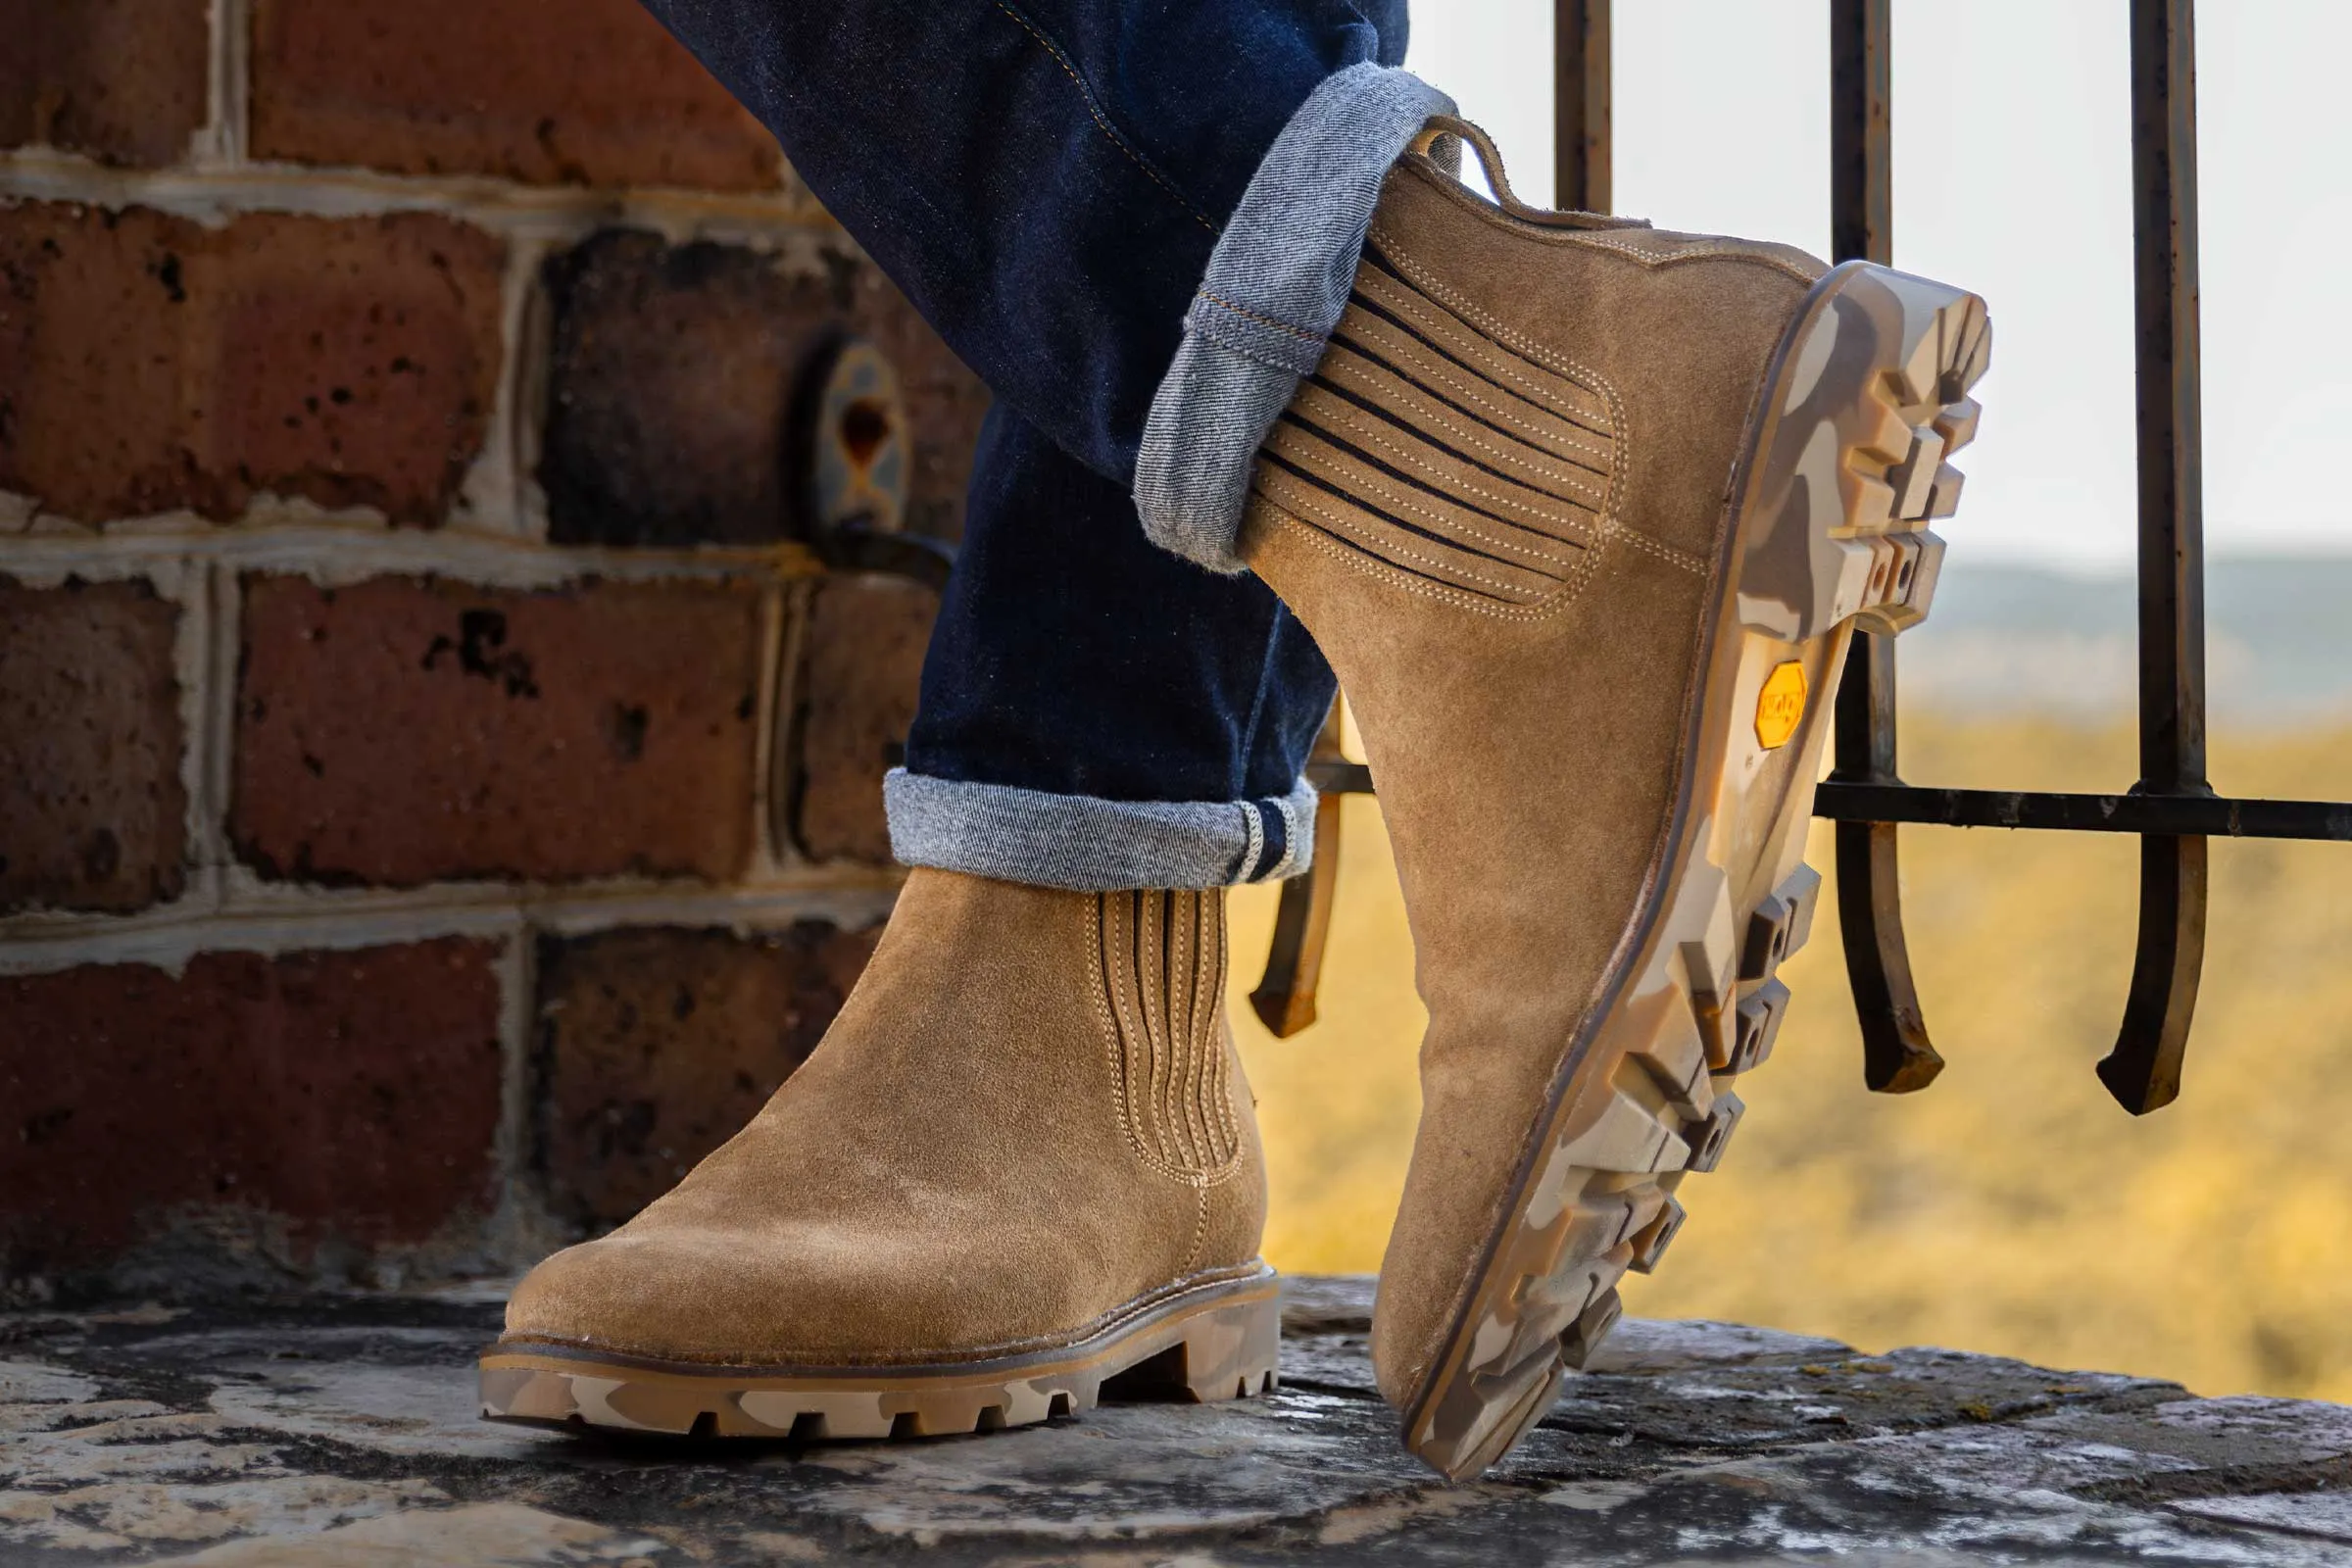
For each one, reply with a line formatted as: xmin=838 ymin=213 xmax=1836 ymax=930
xmin=1 ymin=1276 xmax=2346 ymax=1564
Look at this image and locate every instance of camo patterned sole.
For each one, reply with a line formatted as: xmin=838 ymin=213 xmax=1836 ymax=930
xmin=1401 ymin=261 xmax=1990 ymax=1481
xmin=480 ymin=1266 xmax=1280 ymax=1441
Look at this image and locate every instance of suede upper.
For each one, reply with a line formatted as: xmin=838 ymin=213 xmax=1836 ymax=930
xmin=504 ymin=869 xmax=1266 ymax=1367
xmin=1239 ymin=152 xmax=1828 ymax=1408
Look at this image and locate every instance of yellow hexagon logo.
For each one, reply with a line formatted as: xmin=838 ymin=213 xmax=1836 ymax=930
xmin=1755 ymin=661 xmax=1808 ymax=750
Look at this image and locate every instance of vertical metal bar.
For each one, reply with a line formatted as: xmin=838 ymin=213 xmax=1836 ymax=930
xmin=1554 ymin=0 xmax=1611 ymax=212
xmin=2097 ymin=0 xmax=2209 ymax=1114
xmin=1250 ymin=703 xmax=1350 ymax=1038
xmin=1828 ymin=0 xmax=1944 ymax=1093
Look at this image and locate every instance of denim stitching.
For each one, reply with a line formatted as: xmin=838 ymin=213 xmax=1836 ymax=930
xmin=1198 ymin=289 xmax=1323 ymax=340
xmin=990 ymin=1 xmax=1217 ymax=233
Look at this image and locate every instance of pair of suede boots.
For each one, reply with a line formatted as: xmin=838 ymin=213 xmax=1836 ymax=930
xmin=481 ymin=121 xmax=1987 ymax=1480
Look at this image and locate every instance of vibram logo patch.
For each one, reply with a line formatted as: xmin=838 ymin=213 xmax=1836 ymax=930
xmin=1755 ymin=661 xmax=1808 ymax=750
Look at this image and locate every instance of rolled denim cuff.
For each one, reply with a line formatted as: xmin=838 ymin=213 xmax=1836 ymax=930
xmin=1134 ymin=62 xmax=1456 ymax=574
xmin=884 ymin=769 xmax=1315 ymax=891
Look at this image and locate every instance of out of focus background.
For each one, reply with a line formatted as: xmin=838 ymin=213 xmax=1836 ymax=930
xmin=4 ymin=0 xmax=2346 ymax=1410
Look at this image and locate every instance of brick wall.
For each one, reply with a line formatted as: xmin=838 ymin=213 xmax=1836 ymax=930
xmin=0 ymin=0 xmax=987 ymax=1299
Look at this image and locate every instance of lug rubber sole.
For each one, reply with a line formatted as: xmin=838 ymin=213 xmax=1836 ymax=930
xmin=479 ymin=1265 xmax=1281 ymax=1441
xmin=1400 ymin=261 xmax=1990 ymax=1480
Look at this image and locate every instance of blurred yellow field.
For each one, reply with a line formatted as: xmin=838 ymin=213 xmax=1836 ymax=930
xmin=1230 ymin=715 xmax=2352 ymax=1402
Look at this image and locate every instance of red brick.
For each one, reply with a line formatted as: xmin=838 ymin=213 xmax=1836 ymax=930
xmin=791 ymin=575 xmax=936 ymax=864
xmin=0 ymin=576 xmax=187 ymax=913
xmin=233 ymin=574 xmax=764 ymax=887
xmin=0 ymin=0 xmax=210 ymax=167
xmin=0 ymin=939 xmax=503 ymax=1278
xmin=0 ymin=202 xmax=505 ymax=525
xmin=534 ymin=921 xmax=880 ymax=1226
xmin=538 ymin=230 xmax=988 ymax=548
xmin=249 ymin=0 xmax=780 ymax=191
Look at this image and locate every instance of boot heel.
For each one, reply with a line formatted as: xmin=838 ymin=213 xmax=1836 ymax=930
xmin=1106 ymin=1286 xmax=1282 ymax=1402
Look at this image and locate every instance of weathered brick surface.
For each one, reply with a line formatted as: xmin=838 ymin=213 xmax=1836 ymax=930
xmin=792 ymin=576 xmax=936 ymax=864
xmin=534 ymin=921 xmax=881 ymax=1226
xmin=0 ymin=0 xmax=210 ymax=167
xmin=0 ymin=577 xmax=187 ymax=914
xmin=539 ymin=230 xmax=988 ymax=548
xmin=248 ymin=0 xmax=781 ymax=191
xmin=0 ymin=940 xmax=503 ymax=1278
xmin=0 ymin=202 xmax=505 ymax=525
xmin=233 ymin=574 xmax=765 ymax=887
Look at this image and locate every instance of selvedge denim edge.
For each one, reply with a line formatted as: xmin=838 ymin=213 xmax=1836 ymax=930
xmin=885 ymin=769 xmax=1316 ymax=891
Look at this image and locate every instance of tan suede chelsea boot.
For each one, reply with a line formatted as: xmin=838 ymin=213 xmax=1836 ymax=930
xmin=1238 ymin=120 xmax=1990 ymax=1479
xmin=480 ymin=868 xmax=1278 ymax=1439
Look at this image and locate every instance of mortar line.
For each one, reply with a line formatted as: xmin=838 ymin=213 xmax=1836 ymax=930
xmin=0 ymin=880 xmax=903 ymax=976
xmin=506 ymin=239 xmax=558 ymax=544
xmin=196 ymin=0 xmax=245 ymax=167
xmin=450 ymin=232 xmax=550 ymax=540
xmin=0 ymin=151 xmax=839 ymax=240
xmin=490 ymin=916 xmax=541 ymax=1265
xmin=749 ymin=579 xmax=790 ymax=875
xmin=181 ymin=559 xmax=231 ymax=913
xmin=764 ymin=576 xmax=817 ymax=875
xmin=0 ymin=519 xmax=824 ymax=586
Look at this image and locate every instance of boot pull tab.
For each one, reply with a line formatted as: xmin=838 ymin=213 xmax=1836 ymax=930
xmin=1408 ymin=113 xmax=1650 ymax=231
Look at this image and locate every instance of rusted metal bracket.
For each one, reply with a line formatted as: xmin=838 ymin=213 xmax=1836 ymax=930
xmin=794 ymin=332 xmax=956 ymax=591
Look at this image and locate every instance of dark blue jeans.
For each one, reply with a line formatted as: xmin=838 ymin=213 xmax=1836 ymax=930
xmin=639 ymin=0 xmax=1418 ymax=887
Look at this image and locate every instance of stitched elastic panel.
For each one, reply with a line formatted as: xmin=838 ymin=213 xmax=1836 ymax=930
xmin=885 ymin=769 xmax=1314 ymax=891
xmin=1096 ymin=889 xmax=1237 ymax=1178
xmin=1243 ymin=245 xmax=1619 ymax=606
xmin=1134 ymin=63 xmax=1456 ymax=574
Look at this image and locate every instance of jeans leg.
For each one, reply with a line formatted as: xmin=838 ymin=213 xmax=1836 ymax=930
xmin=638 ymin=0 xmax=1411 ymax=481
xmin=891 ymin=409 xmax=1336 ymax=888
xmin=637 ymin=0 xmax=1446 ymax=888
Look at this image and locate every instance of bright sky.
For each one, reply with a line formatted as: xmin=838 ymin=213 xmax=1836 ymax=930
xmin=1407 ymin=0 xmax=2352 ymax=566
